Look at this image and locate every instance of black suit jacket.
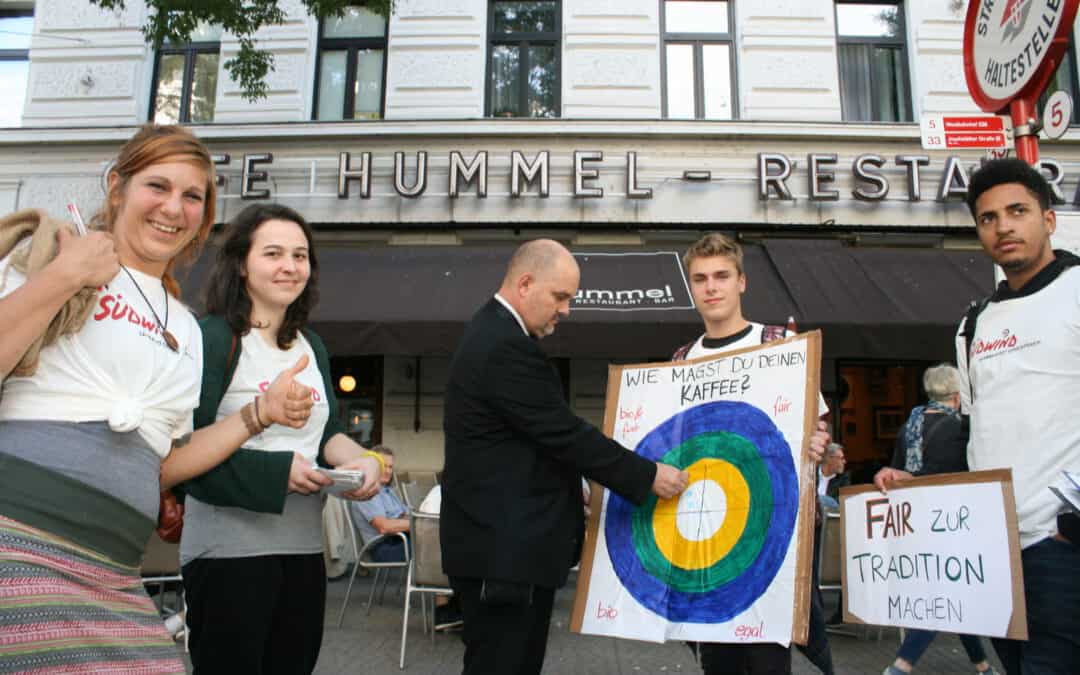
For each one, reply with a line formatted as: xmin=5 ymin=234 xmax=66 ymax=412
xmin=441 ymin=298 xmax=657 ymax=589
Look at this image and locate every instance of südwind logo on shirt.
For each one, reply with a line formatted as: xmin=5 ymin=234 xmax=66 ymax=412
xmin=258 ymin=380 xmax=323 ymax=402
xmin=95 ymin=292 xmax=164 ymax=336
xmin=972 ymin=327 xmax=1043 ymax=361
xmin=972 ymin=329 xmax=1018 ymax=355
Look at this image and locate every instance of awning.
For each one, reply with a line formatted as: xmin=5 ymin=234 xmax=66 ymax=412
xmin=179 ymin=246 xmax=732 ymax=359
xmin=178 ymin=240 xmax=992 ymax=362
xmin=760 ymin=239 xmax=993 ymax=361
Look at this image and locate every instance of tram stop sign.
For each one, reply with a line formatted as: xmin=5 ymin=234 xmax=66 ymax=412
xmin=964 ymin=0 xmax=1079 ymax=114
xmin=964 ymin=0 xmax=1079 ymax=163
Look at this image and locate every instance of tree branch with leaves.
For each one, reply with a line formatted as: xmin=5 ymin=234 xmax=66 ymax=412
xmin=90 ymin=0 xmax=393 ymax=101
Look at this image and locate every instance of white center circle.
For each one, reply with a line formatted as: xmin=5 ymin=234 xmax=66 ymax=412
xmin=675 ymin=479 xmax=727 ymax=541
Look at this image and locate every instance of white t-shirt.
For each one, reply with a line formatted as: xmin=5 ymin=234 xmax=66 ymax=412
xmin=217 ymin=329 xmax=329 ymax=462
xmin=685 ymin=322 xmax=829 ymax=416
xmin=685 ymin=322 xmax=779 ymax=360
xmin=957 ymin=266 xmax=1080 ymax=549
xmin=0 ymin=241 xmax=201 ymax=457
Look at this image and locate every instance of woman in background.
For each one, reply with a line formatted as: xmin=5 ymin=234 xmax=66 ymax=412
xmin=875 ymin=364 xmax=997 ymax=675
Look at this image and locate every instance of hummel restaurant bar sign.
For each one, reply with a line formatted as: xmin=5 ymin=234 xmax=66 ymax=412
xmin=213 ymin=149 xmax=1080 ymax=205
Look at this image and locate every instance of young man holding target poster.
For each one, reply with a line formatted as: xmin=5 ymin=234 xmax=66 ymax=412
xmin=876 ymin=159 xmax=1080 ymax=674
xmin=672 ymin=233 xmax=833 ymax=675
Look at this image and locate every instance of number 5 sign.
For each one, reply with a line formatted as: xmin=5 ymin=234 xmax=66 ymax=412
xmin=1044 ymin=91 xmax=1073 ymax=140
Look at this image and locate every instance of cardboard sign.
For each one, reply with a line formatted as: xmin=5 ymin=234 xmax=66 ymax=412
xmin=571 ymin=332 xmax=821 ymax=646
xmin=840 ymin=470 xmax=1027 ymax=639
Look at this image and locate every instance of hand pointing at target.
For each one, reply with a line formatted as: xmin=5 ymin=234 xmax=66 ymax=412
xmin=652 ymin=463 xmax=689 ymax=499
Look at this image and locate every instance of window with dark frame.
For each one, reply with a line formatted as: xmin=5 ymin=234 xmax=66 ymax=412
xmin=150 ymin=23 xmax=221 ymax=125
xmin=0 ymin=9 xmax=33 ymax=128
xmin=835 ymin=1 xmax=912 ymax=122
xmin=1038 ymin=36 xmax=1080 ymax=126
xmin=487 ymin=0 xmax=560 ymax=118
xmin=661 ymin=0 xmax=735 ymax=120
xmin=314 ymin=6 xmax=388 ymax=121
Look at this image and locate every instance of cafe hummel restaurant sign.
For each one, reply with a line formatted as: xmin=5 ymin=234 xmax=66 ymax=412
xmin=211 ymin=150 xmax=1080 ymax=207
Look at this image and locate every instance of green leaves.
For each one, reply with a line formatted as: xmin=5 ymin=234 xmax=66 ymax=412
xmin=89 ymin=0 xmax=393 ymax=102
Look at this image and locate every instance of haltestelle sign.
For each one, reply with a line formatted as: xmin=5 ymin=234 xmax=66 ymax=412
xmin=964 ymin=0 xmax=1078 ymax=112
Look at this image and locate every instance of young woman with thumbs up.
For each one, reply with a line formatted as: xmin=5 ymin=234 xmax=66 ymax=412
xmin=0 ymin=125 xmax=314 ymax=673
xmin=178 ymin=202 xmax=383 ymax=673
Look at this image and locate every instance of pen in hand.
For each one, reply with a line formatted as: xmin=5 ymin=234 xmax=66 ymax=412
xmin=66 ymin=202 xmax=88 ymax=236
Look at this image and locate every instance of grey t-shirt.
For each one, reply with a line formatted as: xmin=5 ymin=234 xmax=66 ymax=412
xmin=180 ymin=492 xmax=323 ymax=564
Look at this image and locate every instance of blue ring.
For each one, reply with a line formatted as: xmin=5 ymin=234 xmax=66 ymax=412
xmin=605 ymin=400 xmax=798 ymax=623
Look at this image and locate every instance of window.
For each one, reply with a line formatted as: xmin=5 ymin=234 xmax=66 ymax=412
xmin=487 ymin=1 xmax=560 ymax=118
xmin=1039 ymin=36 xmax=1080 ymax=126
xmin=150 ymin=23 xmax=221 ymax=124
xmin=0 ymin=10 xmax=33 ymax=128
xmin=314 ymin=6 xmax=387 ymax=120
xmin=661 ymin=1 xmax=735 ymax=120
xmin=835 ymin=1 xmax=911 ymax=122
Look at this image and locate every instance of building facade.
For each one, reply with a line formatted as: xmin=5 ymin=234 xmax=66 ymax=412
xmin=2 ymin=0 xmax=1079 ymax=477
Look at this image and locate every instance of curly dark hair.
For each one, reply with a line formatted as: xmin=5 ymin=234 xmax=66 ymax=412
xmin=966 ymin=158 xmax=1052 ymax=218
xmin=203 ymin=203 xmax=320 ymax=349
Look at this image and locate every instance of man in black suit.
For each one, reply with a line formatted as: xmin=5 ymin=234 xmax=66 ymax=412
xmin=442 ymin=239 xmax=690 ymax=675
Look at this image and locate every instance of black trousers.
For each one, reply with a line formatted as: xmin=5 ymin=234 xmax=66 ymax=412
xmin=698 ymin=642 xmax=792 ymax=675
xmin=450 ymin=576 xmax=556 ymax=675
xmin=183 ymin=553 xmax=326 ymax=675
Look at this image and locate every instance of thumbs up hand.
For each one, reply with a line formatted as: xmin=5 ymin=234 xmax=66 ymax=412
xmin=262 ymin=355 xmax=316 ymax=429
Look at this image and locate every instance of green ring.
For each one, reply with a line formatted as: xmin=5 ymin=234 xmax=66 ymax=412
xmin=630 ymin=432 xmax=774 ymax=593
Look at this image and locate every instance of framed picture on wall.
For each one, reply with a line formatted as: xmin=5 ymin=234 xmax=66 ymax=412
xmin=874 ymin=407 xmax=904 ymax=439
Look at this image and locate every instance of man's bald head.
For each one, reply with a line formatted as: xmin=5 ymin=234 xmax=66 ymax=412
xmin=498 ymin=239 xmax=580 ymax=338
xmin=502 ymin=239 xmax=575 ymax=286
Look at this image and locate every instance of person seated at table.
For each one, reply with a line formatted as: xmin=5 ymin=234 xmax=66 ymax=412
xmin=349 ymin=445 xmax=409 ymax=562
xmin=349 ymin=448 xmax=462 ymax=630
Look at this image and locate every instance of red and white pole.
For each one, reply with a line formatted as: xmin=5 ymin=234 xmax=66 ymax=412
xmin=1009 ymin=98 xmax=1039 ymax=166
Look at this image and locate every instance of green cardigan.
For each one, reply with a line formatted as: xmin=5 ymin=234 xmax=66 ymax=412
xmin=178 ymin=315 xmax=345 ymax=514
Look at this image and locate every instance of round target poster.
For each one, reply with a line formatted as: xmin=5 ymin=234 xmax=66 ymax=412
xmin=570 ymin=332 xmax=820 ymax=646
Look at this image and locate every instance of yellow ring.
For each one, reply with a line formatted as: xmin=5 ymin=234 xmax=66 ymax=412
xmin=651 ymin=458 xmax=750 ymax=570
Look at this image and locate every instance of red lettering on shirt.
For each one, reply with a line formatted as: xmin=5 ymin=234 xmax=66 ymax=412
xmin=94 ymin=294 xmax=113 ymax=321
xmin=973 ymin=330 xmax=1019 ymax=356
xmin=92 ymin=292 xmax=162 ymax=338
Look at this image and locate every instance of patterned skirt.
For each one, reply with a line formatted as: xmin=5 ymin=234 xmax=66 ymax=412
xmin=0 ymin=514 xmax=185 ymax=674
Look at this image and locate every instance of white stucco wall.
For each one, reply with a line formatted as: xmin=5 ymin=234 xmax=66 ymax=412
xmin=15 ymin=0 xmax=1080 ymax=127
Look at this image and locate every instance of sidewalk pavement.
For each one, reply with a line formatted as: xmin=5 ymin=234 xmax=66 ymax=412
xmin=181 ymin=570 xmax=1002 ymax=674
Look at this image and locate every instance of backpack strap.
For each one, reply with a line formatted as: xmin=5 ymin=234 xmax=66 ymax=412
xmin=671 ymin=338 xmax=696 ymax=362
xmin=961 ymin=298 xmax=990 ymax=365
xmin=760 ymin=324 xmax=787 ymax=344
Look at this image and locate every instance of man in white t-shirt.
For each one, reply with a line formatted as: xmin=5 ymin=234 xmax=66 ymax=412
xmin=673 ymin=233 xmax=833 ymax=675
xmin=954 ymin=159 xmax=1080 ymax=674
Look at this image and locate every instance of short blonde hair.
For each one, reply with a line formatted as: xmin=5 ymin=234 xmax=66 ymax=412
xmin=683 ymin=233 xmax=744 ymax=275
xmin=923 ymin=364 xmax=961 ymax=403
